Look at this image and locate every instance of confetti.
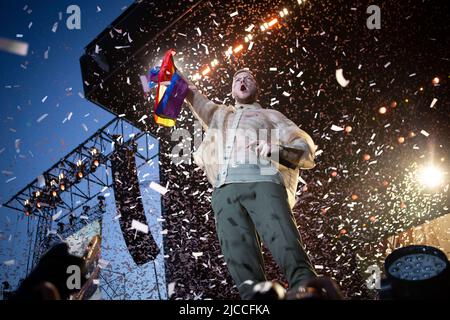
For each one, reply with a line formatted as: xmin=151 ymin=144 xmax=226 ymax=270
xmin=429 ymin=98 xmax=438 ymax=108
xmin=36 ymin=113 xmax=48 ymax=123
xmin=130 ymin=219 xmax=149 ymax=234
xmin=168 ymin=282 xmax=176 ymax=297
xmin=0 ymin=37 xmax=29 ymax=56
xmin=335 ymin=69 xmax=350 ymax=87
xmin=330 ymin=125 xmax=344 ymax=132
xmin=3 ymin=260 xmax=15 ymax=266
xmin=149 ymin=181 xmax=168 ymax=195
xmin=420 ymin=130 xmax=430 ymax=137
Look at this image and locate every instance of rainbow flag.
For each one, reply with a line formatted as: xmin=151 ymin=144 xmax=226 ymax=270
xmin=145 ymin=49 xmax=188 ymax=127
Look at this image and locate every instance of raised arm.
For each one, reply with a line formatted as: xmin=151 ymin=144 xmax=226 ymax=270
xmin=177 ymin=71 xmax=220 ymax=128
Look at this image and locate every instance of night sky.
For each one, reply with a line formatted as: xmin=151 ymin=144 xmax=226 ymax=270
xmin=0 ymin=0 xmax=132 ymax=292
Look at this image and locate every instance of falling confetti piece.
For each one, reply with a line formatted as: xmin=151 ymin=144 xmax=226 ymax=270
xmin=331 ymin=125 xmax=344 ymax=132
xmin=0 ymin=37 xmax=29 ymax=56
xmin=3 ymin=260 xmax=15 ymax=266
xmin=420 ymin=130 xmax=430 ymax=137
xmin=430 ymin=98 xmax=438 ymax=108
xmin=168 ymin=282 xmax=176 ymax=297
xmin=335 ymin=69 xmax=350 ymax=87
xmin=149 ymin=181 xmax=168 ymax=195
xmin=192 ymin=252 xmax=203 ymax=259
xmin=131 ymin=220 xmax=149 ymax=234
xmin=52 ymin=210 xmax=62 ymax=221
xmin=36 ymin=113 xmax=48 ymax=123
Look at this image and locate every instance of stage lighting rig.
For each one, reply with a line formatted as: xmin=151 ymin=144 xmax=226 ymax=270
xmin=75 ymin=160 xmax=85 ymax=180
xmin=24 ymin=199 xmax=32 ymax=216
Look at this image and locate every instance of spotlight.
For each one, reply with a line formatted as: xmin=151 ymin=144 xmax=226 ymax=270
xmin=76 ymin=160 xmax=85 ymax=180
xmin=378 ymin=106 xmax=387 ymax=114
xmin=432 ymin=77 xmax=440 ymax=85
xmin=417 ymin=165 xmax=444 ymax=188
xmin=51 ymin=190 xmax=58 ymax=198
xmin=24 ymin=200 xmax=32 ymax=216
xmin=59 ymin=183 xmax=66 ymax=191
xmin=91 ymin=158 xmax=101 ymax=172
xmin=90 ymin=148 xmax=98 ymax=155
xmin=383 ymin=245 xmax=450 ymax=299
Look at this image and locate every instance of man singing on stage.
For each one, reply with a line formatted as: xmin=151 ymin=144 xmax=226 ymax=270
xmin=180 ymin=68 xmax=318 ymax=299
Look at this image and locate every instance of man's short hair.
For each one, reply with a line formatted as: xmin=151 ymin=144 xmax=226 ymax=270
xmin=233 ymin=69 xmax=256 ymax=80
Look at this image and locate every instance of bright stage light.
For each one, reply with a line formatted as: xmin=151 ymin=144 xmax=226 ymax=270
xmin=233 ymin=44 xmax=243 ymax=53
xmin=211 ymin=59 xmax=219 ymax=67
xmin=417 ymin=165 xmax=444 ymax=188
xmin=201 ymin=66 xmax=211 ymax=76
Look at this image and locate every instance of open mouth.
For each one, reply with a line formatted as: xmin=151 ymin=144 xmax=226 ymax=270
xmin=240 ymin=84 xmax=247 ymax=91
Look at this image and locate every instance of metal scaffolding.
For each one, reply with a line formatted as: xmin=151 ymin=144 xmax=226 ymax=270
xmin=3 ymin=117 xmax=160 ymax=272
xmin=3 ymin=117 xmax=158 ymax=218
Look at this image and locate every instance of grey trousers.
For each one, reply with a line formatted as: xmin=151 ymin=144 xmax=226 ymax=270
xmin=211 ymin=182 xmax=317 ymax=299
